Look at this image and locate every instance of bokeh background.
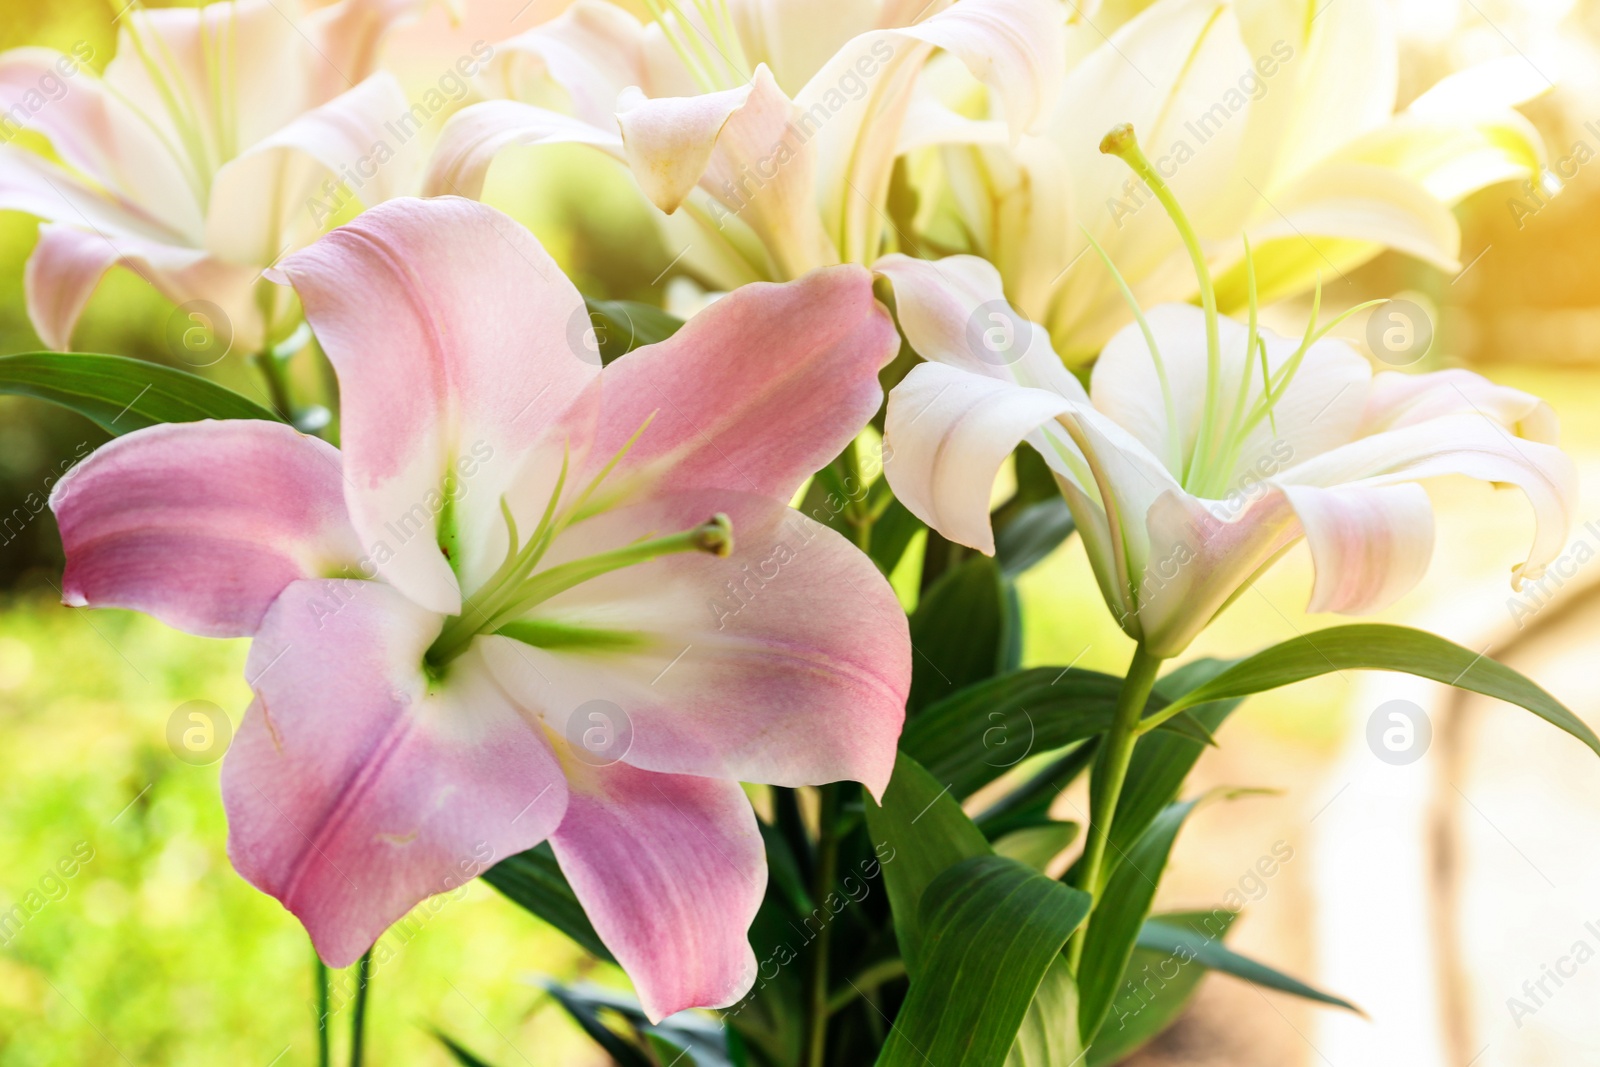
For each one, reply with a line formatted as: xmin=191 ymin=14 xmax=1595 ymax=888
xmin=2 ymin=0 xmax=1599 ymax=1063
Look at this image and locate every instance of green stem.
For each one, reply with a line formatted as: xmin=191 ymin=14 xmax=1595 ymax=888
xmin=827 ymin=958 xmax=907 ymax=1014
xmin=802 ymin=784 xmax=843 ymax=1067
xmin=314 ymin=951 xmax=330 ymax=1067
xmin=349 ymin=949 xmax=373 ymax=1067
xmin=1066 ymin=644 xmax=1164 ymax=971
xmin=253 ymin=348 xmax=294 ymax=421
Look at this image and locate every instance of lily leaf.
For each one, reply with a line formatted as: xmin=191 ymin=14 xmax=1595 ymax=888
xmin=480 ymin=843 xmax=613 ymax=963
xmin=434 ymin=1031 xmax=502 ymax=1067
xmin=583 ymin=297 xmax=683 ymax=364
xmin=1136 ymin=917 xmax=1361 ymax=1013
xmin=1086 ymin=910 xmax=1238 ymax=1067
xmin=0 ymin=351 xmax=282 ymax=434
xmin=1077 ymin=799 xmax=1200 ymax=1045
xmin=903 ymin=666 xmax=1217 ymax=801
xmin=863 ymin=753 xmax=990 ymax=976
xmin=1005 ymin=957 xmax=1083 ymax=1067
xmin=906 ymin=555 xmax=1011 ymax=714
xmin=876 ymin=855 xmax=1091 ymax=1067
xmin=1154 ymin=624 xmax=1600 ymax=757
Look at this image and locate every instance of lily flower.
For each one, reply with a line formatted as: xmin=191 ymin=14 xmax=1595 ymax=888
xmin=905 ymin=0 xmax=1550 ymax=362
xmin=49 ymin=196 xmax=909 ymax=1020
xmin=874 ymin=126 xmax=1575 ymax=658
xmin=0 ymin=0 xmax=426 ymax=352
xmin=423 ymin=0 xmax=1066 ymax=286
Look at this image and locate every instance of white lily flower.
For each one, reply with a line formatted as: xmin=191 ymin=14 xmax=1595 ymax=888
xmin=875 ymin=126 xmax=1575 ymax=658
xmin=423 ymin=0 xmax=1067 ymax=284
xmin=0 ymin=0 xmax=430 ymax=351
xmin=906 ymin=0 xmax=1550 ymax=362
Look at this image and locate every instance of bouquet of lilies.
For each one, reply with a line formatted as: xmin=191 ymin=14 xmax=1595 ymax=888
xmin=1 ymin=0 xmax=1590 ymax=1064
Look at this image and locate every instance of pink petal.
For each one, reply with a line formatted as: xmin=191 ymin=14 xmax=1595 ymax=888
xmin=588 ymin=264 xmax=898 ymax=504
xmin=51 ymin=421 xmax=362 ymax=638
xmin=1280 ymin=483 xmax=1435 ymax=615
xmin=223 ymin=579 xmax=568 ymax=967
xmin=550 ymin=755 xmax=763 ymax=1022
xmin=271 ymin=196 xmax=600 ymax=614
xmin=480 ymin=489 xmax=908 ymax=799
xmin=207 ymin=73 xmax=416 ymax=267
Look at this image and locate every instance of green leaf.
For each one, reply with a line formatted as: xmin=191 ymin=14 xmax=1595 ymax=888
xmin=875 ymin=856 xmax=1091 ymax=1067
xmin=994 ymin=497 xmax=1076 ymax=577
xmin=977 ymin=743 xmax=1099 ymax=839
xmin=902 ymin=667 xmax=1217 ymax=801
xmin=481 ymin=844 xmax=614 ymax=962
xmin=1005 ymin=957 xmax=1083 ymax=1067
xmin=1077 ymin=800 xmax=1200 ymax=1045
xmin=1136 ymin=917 xmax=1360 ymax=1013
xmin=433 ymin=1031 xmax=503 ymax=1067
xmin=863 ymin=753 xmax=990 ymax=976
xmin=0 ymin=351 xmax=282 ymax=434
xmin=539 ymin=981 xmax=655 ymax=1067
xmin=906 ymin=555 xmax=1010 ymax=714
xmin=582 ymin=298 xmax=683 ymax=364
xmin=993 ymin=821 xmax=1080 ymax=873
xmin=1086 ymin=910 xmax=1237 ymax=1067
xmin=1157 ymin=624 xmax=1600 ymax=757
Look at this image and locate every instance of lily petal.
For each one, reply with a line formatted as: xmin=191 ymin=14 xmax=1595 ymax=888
xmin=303 ymin=0 xmax=432 ymax=103
xmin=207 ymin=73 xmax=416 ymax=267
xmin=223 ymin=579 xmax=569 ymax=967
xmin=616 ymin=65 xmax=833 ymax=278
xmin=1280 ymin=412 xmax=1577 ymax=588
xmin=21 ymin=220 xmax=263 ymax=352
xmin=549 ymin=754 xmax=763 ymax=1022
xmin=481 ymin=488 xmax=909 ymax=798
xmin=0 ymin=47 xmax=200 ymax=239
xmin=102 ymin=0 xmax=308 ymax=164
xmin=423 ymin=99 xmax=624 ymax=200
xmin=1279 ymin=482 xmax=1435 ymax=615
xmin=271 ymin=196 xmax=599 ymax=615
xmin=50 ymin=421 xmax=361 ymax=638
xmin=589 ymin=264 xmax=898 ymax=504
xmin=883 ymin=361 xmax=1072 ymax=554
xmin=488 ymin=0 xmax=649 ymax=128
xmin=874 ymin=253 xmax=1087 ymax=397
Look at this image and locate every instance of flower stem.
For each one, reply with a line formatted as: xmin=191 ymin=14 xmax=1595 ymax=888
xmin=349 ymin=949 xmax=372 ymax=1067
xmin=314 ymin=951 xmax=330 ymax=1067
xmin=802 ymin=783 xmax=843 ymax=1067
xmin=253 ymin=347 xmax=294 ymax=421
xmin=1066 ymin=644 xmax=1164 ymax=971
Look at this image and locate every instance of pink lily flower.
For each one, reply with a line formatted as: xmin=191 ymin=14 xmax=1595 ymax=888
xmin=874 ymin=253 xmax=1576 ymax=657
xmin=49 ymin=196 xmax=909 ymax=1020
xmin=0 ymin=0 xmax=427 ymax=352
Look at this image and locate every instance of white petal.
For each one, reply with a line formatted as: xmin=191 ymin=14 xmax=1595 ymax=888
xmin=1279 ymin=482 xmax=1435 ymax=615
xmin=206 ymin=74 xmax=417 ymax=267
xmin=883 ymin=361 xmax=1071 ymax=554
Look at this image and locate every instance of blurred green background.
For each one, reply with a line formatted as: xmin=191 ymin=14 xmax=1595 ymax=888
xmin=3 ymin=0 xmax=1600 ymax=1064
